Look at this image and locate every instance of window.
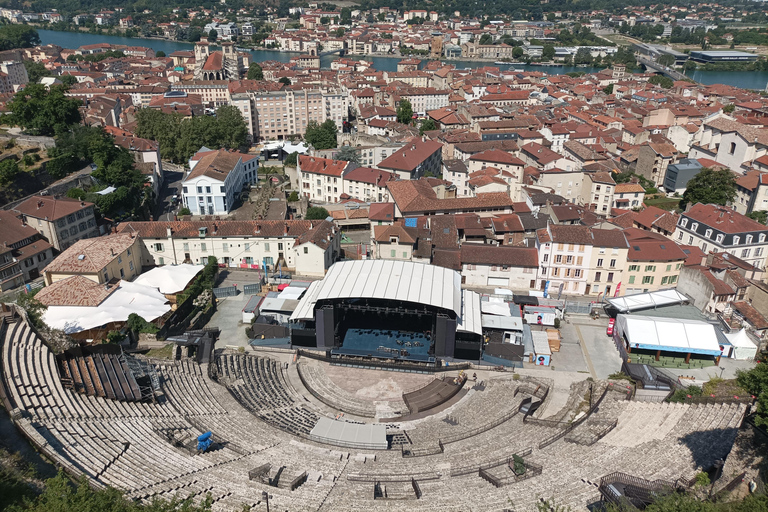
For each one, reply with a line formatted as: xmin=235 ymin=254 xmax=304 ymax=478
xmin=264 ymin=243 xmax=270 ymax=252
xmin=594 ymin=272 xmax=601 ymax=282
xmin=127 ymin=248 xmax=131 ymax=256
xmin=642 ymin=275 xmax=654 ymax=285
xmin=691 ymin=223 xmax=698 ymax=232
xmin=645 ymin=265 xmax=656 ymax=272
xmin=543 ymin=254 xmax=549 ymax=262
xmin=223 ymin=244 xmax=228 ymax=252
xmin=705 ymin=229 xmax=712 ymax=239
xmin=629 ymin=275 xmax=635 ymax=284
xmin=201 ymin=243 xmax=207 ymax=252
xmin=678 ymin=232 xmax=684 ymax=240
xmin=756 ymin=247 xmax=764 ymax=257
xmin=681 ymin=219 xmax=688 ymax=228
xmin=278 ymin=243 xmax=283 ymax=251
xmin=555 ymin=255 xmax=562 ymax=263
xmin=746 ymin=235 xmax=753 ymax=244
xmin=183 ymin=243 xmax=189 ymax=251
xmin=220 ymin=186 xmax=225 ymax=193
xmin=565 ymin=269 xmax=571 ymax=278
xmin=576 ymin=256 xmax=583 ymax=265
xmin=205 ymin=186 xmax=211 ymax=193
xmin=566 ymin=255 xmax=573 ymax=264
xmin=665 ymin=264 xmax=671 ymax=272
xmin=390 ymin=249 xmax=396 ymax=257
xmin=733 ymin=236 xmax=740 ymax=245
xmin=574 ymin=269 xmax=581 ymax=277
xmin=159 ymin=257 xmax=164 ymax=265
xmin=183 ymin=186 xmax=188 ymax=193
xmin=597 ymin=258 xmax=603 ymax=267
xmin=760 ymin=234 xmax=766 ymax=243
xmin=628 ymin=265 xmax=640 ymax=271
xmin=661 ymin=276 xmax=669 ymax=285
xmin=197 ymin=186 xmax=202 ymax=193
xmin=729 ymin=142 xmax=736 ymax=155
xmin=403 ymin=252 xmax=407 ymax=258
xmin=118 ymin=255 xmax=122 ymax=264
xmin=103 ymin=271 xmax=109 ymax=281
xmin=154 ymin=243 xmax=164 ymax=252
xmin=609 ymin=259 xmax=616 ymax=268
xmin=688 ymin=236 xmax=693 ymax=244
xmin=303 ymin=247 xmax=308 ymax=254
xmin=670 ymin=275 xmax=677 ymax=284
xmin=69 ymin=227 xmax=77 ymax=235
xmin=607 ymin=272 xmax=614 ymax=282
xmin=120 ymin=268 xmax=125 ymax=278
xmin=67 ymin=214 xmax=76 ymax=224
xmin=57 ymin=219 xmax=66 ymax=228
xmin=716 ymin=234 xmax=724 ymax=243
xmin=129 ymin=261 xmax=134 ymax=271
xmin=742 ymin=248 xmax=751 ymax=258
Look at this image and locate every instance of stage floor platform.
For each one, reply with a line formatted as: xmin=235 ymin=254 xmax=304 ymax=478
xmin=339 ymin=329 xmax=432 ymax=362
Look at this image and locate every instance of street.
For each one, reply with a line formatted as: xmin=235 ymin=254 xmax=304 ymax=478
xmin=153 ymin=163 xmax=185 ymax=221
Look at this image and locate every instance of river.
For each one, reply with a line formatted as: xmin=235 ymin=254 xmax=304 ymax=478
xmin=38 ymin=29 xmax=768 ymax=89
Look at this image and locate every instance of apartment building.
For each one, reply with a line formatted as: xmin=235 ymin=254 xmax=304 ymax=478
xmin=342 ymin=167 xmax=396 ymax=202
xmin=673 ymin=203 xmax=768 ymax=269
xmin=0 ymin=245 xmax=23 ymax=291
xmin=298 ymin=155 xmax=357 ymax=203
xmin=14 ymin=196 xmax=99 ymax=251
xmin=42 ymin=233 xmax=142 ymax=286
xmin=0 ymin=210 xmax=54 ymax=283
xmin=182 ymin=149 xmax=258 ymax=216
xmin=116 ymin=220 xmax=339 ymax=277
xmin=690 ymin=115 xmax=768 ymax=173
xmin=378 ymin=137 xmax=443 ymax=180
xmin=232 ymin=87 xmax=349 ymax=141
xmin=623 ymin=228 xmax=686 ymax=294
xmin=582 ymin=172 xmax=615 ymax=215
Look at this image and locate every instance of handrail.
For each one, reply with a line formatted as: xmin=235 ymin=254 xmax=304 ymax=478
xmin=538 ymin=383 xmax=613 ymax=450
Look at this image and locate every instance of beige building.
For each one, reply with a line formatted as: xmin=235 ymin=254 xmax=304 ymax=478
xmin=623 ymin=228 xmax=686 ymax=295
xmin=14 ymin=196 xmax=99 ymax=251
xmin=116 ymin=220 xmax=339 ymax=278
xmin=43 ymin=233 xmax=142 ymax=286
xmin=581 ymin=172 xmax=615 ymax=215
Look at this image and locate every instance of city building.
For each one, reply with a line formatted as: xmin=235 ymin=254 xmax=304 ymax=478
xmin=181 ymin=149 xmax=259 ymax=216
xmin=13 ymin=196 xmax=99 ymax=251
xmin=42 ymin=233 xmax=142 ymax=286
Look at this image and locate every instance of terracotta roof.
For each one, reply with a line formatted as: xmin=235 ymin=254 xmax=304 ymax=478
xmin=44 ymin=233 xmax=138 ymax=275
xmin=373 ymin=224 xmax=416 ymax=244
xmin=368 ymin=202 xmax=395 ymax=222
xmin=624 ymin=227 xmax=686 ymax=262
xmin=116 ymin=220 xmax=330 ymax=239
xmin=684 ymin=203 xmax=766 ymax=234
xmin=634 ymin=206 xmax=679 ymax=233
xmin=14 ymin=196 xmax=94 ymax=221
xmin=298 ymin=155 xmax=349 ymax=177
xmin=731 ymin=301 xmax=768 ymax=330
xmin=0 ymin=210 xmax=40 ymax=246
xmin=35 ymin=275 xmax=118 ymax=307
xmin=459 ymin=244 xmax=538 ymax=267
xmin=377 ymin=137 xmax=443 ymax=173
xmin=614 ymin=183 xmax=645 ymax=194
xmin=187 ymin=149 xmax=253 ymax=181
xmin=469 ymin=148 xmax=524 ymax=166
xmin=386 ymin=179 xmax=514 ymax=214
xmin=343 ymin=166 xmax=395 ymax=187
xmin=432 ymin=248 xmax=461 ymax=270
xmin=202 ymin=51 xmax=224 ymax=71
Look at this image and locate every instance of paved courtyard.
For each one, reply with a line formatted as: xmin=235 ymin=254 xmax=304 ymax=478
xmin=207 ymin=269 xmax=265 ymax=349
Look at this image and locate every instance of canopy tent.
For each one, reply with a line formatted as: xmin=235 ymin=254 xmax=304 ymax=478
xmin=606 ymin=289 xmax=689 ymax=313
xmin=615 ymin=314 xmax=723 ymax=356
xmin=724 ymin=329 xmax=758 ymax=360
xmin=43 ymin=280 xmax=171 ymax=334
xmin=133 ymin=264 xmax=205 ymax=295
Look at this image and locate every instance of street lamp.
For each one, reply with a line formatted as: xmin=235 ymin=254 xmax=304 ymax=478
xmin=719 ymin=366 xmax=726 ymax=379
xmin=262 ymin=491 xmax=272 ymax=512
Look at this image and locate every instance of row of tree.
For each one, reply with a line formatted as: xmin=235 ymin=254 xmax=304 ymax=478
xmin=134 ymin=106 xmax=248 ymax=163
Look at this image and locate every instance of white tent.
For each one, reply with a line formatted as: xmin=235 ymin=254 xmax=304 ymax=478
xmin=724 ymin=329 xmax=758 ymax=360
xmin=615 ymin=314 xmax=723 ymax=356
xmin=606 ymin=289 xmax=688 ymax=313
xmin=43 ymin=280 xmax=171 ymax=334
xmin=133 ymin=264 xmax=204 ymax=294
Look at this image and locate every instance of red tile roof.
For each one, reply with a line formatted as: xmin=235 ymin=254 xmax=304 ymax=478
xmin=298 ymin=155 xmax=349 ymax=177
xmin=36 ymin=275 xmax=118 ymax=307
xmin=684 ymin=203 xmax=766 ymax=234
xmin=14 ymin=196 xmax=94 ymax=221
xmin=377 ymin=137 xmax=442 ymax=173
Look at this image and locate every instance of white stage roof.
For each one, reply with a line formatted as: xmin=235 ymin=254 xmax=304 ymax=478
xmin=457 ymin=290 xmax=482 ymax=335
xmin=133 ymin=264 xmax=204 ymax=294
xmin=43 ymin=280 xmax=171 ymax=334
xmin=309 ymin=260 xmax=462 ymax=317
xmin=482 ymin=314 xmax=523 ymax=331
xmin=607 ymin=289 xmax=688 ymax=313
xmin=289 ymin=280 xmax=323 ymax=321
xmin=309 ymin=417 xmax=387 ymax=450
xmin=616 ymin=314 xmax=722 ymax=356
xmin=277 ymin=286 xmax=306 ymax=301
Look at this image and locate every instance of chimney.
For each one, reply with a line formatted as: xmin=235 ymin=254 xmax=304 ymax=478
xmin=256 ymin=223 xmax=261 ymax=233
xmin=110 ymin=248 xmax=115 ymax=256
xmin=284 ymin=223 xmax=289 ymax=236
xmin=166 ymin=227 xmax=172 ymax=237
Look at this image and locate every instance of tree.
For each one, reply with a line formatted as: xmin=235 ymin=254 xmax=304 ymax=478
xmin=126 ymin=313 xmax=158 ymax=334
xmin=737 ymin=361 xmax=768 ymax=427
xmin=214 ymin=106 xmax=248 ymax=149
xmin=305 ymin=206 xmax=330 ymax=220
xmin=23 ymin=60 xmax=50 ymax=83
xmin=574 ymin=47 xmax=593 ymax=65
xmin=335 ymin=145 xmax=359 ymax=163
xmin=420 ymin=118 xmax=437 ymax=134
xmin=284 ymin=152 xmax=298 ymax=166
xmin=723 ymin=103 xmax=735 ymax=113
xmin=679 ymin=168 xmax=737 ymax=209
xmin=649 ymin=75 xmax=674 ymax=89
xmin=247 ymin=62 xmax=263 ymax=80
xmin=657 ymin=53 xmax=676 ymax=67
xmin=278 ymin=77 xmax=291 ymax=85
xmin=304 ymin=120 xmax=337 ymax=150
xmin=288 ymin=191 xmax=299 ymax=201
xmin=479 ymin=33 xmax=493 ymax=45
xmin=4 ymin=84 xmax=82 ymax=136
xmin=340 ymin=7 xmax=351 ymax=23
xmin=11 ymin=287 xmax=46 ymax=329
xmin=178 ymin=207 xmax=191 ymax=216
xmin=0 ymin=158 xmax=20 ymax=186
xmin=397 ymin=98 xmax=413 ymax=125
xmin=747 ymin=210 xmax=768 ymax=224
xmin=320 ymin=16 xmax=330 ymax=25
xmin=0 ymin=25 xmax=40 ymax=50
xmin=603 ymin=84 xmax=614 ymax=94
xmin=207 ymin=29 xmax=218 ymax=42
xmin=155 ymin=50 xmax=166 ymax=57
xmin=60 ymin=74 xmax=78 ymax=87
xmin=542 ymin=44 xmax=555 ymax=61
xmin=334 ymin=28 xmax=345 ymax=38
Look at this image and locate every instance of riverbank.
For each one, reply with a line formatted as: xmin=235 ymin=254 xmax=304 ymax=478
xmin=35 ymin=29 xmax=768 ymax=88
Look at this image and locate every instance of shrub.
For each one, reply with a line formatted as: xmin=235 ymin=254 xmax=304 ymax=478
xmin=512 ymin=454 xmax=526 ymax=476
xmin=178 ymin=207 xmax=191 ymax=216
xmin=288 ymin=191 xmax=299 ymax=202
xmin=553 ymin=318 xmax=561 ymax=329
xmin=694 ymin=471 xmax=711 ymax=487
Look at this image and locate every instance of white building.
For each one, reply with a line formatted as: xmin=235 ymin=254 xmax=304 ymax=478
xmin=181 ymin=148 xmax=258 ymax=215
xmin=297 ymin=155 xmax=356 ymax=203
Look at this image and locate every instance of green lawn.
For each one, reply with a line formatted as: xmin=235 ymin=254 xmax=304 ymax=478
xmin=644 ymin=196 xmax=680 ymax=211
xmin=145 ymin=343 xmax=175 ymax=359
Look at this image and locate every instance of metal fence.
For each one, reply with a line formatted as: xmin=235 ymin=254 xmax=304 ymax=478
xmin=564 ymin=301 xmax=593 ymax=315
xmin=242 ymin=284 xmax=260 ymax=295
xmin=213 ymin=286 xmax=238 ymax=298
